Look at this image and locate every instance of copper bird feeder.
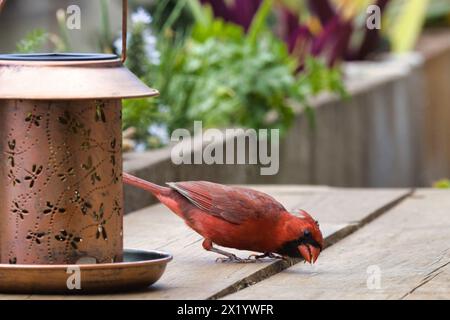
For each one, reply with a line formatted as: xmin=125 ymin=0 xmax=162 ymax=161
xmin=0 ymin=0 xmax=171 ymax=293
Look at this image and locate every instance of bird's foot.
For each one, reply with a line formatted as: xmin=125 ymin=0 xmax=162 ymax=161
xmin=247 ymin=252 xmax=287 ymax=261
xmin=215 ymin=254 xmax=257 ymax=264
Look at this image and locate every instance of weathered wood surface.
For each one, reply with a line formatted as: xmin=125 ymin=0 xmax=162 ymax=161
xmin=0 ymin=186 xmax=409 ymax=300
xmin=225 ymin=190 xmax=450 ymax=300
xmin=419 ymin=30 xmax=450 ymax=185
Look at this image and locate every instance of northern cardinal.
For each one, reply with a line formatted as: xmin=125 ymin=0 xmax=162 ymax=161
xmin=123 ymin=173 xmax=323 ymax=263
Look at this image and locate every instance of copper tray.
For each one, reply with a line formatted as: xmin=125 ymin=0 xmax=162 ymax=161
xmin=0 ymin=249 xmax=172 ymax=294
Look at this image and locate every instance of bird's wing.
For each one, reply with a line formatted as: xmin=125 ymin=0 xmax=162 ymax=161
xmin=167 ymin=181 xmax=286 ymax=224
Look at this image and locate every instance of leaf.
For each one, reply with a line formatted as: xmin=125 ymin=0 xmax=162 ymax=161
xmin=247 ymin=0 xmax=273 ymax=47
xmin=187 ymin=0 xmax=209 ymax=26
xmin=161 ymin=0 xmax=189 ymax=32
xmin=387 ymin=0 xmax=431 ymax=52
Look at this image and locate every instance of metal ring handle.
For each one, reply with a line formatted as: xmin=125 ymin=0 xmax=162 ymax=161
xmin=121 ymin=0 xmax=128 ymax=63
xmin=0 ymin=0 xmax=128 ymax=63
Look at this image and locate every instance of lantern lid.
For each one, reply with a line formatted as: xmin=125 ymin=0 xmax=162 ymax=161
xmin=0 ymin=53 xmax=119 ymax=61
xmin=0 ymin=53 xmax=159 ymax=100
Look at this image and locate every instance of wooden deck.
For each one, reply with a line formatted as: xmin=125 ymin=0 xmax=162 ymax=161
xmin=2 ymin=186 xmax=450 ymax=300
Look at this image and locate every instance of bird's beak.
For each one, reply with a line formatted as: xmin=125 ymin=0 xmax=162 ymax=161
xmin=298 ymin=244 xmax=321 ymax=264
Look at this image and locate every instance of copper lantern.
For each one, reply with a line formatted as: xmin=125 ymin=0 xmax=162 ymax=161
xmin=0 ymin=0 xmax=158 ymax=265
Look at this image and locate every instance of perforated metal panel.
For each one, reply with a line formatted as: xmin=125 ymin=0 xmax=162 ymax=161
xmin=0 ymin=99 xmax=123 ymax=264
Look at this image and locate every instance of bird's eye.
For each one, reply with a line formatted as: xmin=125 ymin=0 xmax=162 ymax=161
xmin=304 ymin=230 xmax=311 ymax=237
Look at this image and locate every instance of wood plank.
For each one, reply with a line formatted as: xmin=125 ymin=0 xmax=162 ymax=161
xmin=224 ymin=190 xmax=450 ymax=300
xmin=0 ymin=187 xmax=409 ymax=300
xmin=401 ymin=249 xmax=450 ymax=299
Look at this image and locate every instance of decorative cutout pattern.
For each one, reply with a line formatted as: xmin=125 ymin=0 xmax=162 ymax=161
xmin=25 ymin=112 xmax=43 ymax=127
xmin=0 ymin=99 xmax=123 ymax=264
xmin=55 ymin=230 xmax=82 ymax=249
xmin=11 ymin=201 xmax=29 ymax=220
xmin=43 ymin=202 xmax=66 ymax=215
xmin=93 ymin=203 xmax=108 ymax=240
xmin=26 ymin=231 xmax=46 ymax=245
xmin=24 ymin=164 xmax=43 ymax=188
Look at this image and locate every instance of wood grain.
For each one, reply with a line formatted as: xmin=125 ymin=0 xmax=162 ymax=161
xmin=224 ymin=190 xmax=450 ymax=300
xmin=0 ymin=187 xmax=409 ymax=300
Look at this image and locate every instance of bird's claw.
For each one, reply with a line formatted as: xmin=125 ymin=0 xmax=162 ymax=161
xmin=247 ymin=252 xmax=286 ymax=261
xmin=215 ymin=255 xmax=257 ymax=264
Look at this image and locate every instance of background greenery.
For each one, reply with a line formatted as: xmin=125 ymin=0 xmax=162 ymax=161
xmin=16 ymin=0 xmax=448 ymax=150
xmin=121 ymin=0 xmax=346 ymax=148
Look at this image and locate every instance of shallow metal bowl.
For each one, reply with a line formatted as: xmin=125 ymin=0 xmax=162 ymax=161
xmin=0 ymin=249 xmax=172 ymax=294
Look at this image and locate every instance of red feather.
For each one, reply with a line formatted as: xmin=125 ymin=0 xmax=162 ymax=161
xmin=167 ymin=181 xmax=286 ymax=224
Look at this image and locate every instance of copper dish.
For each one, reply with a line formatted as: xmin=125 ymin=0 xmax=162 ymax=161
xmin=0 ymin=249 xmax=172 ymax=294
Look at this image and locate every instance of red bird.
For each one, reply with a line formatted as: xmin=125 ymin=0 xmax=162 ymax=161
xmin=123 ymin=173 xmax=324 ymax=263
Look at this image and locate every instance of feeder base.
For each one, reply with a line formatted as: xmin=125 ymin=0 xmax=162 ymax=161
xmin=0 ymin=249 xmax=172 ymax=294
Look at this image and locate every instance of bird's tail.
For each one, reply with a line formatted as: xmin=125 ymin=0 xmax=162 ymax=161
xmin=123 ymin=172 xmax=170 ymax=196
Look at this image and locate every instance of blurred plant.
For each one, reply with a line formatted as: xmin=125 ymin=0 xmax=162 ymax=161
xmin=16 ymin=0 xmax=121 ymax=54
xmin=115 ymin=7 xmax=160 ymax=78
xmin=138 ymin=0 xmax=195 ymax=34
xmin=15 ymin=29 xmax=49 ymax=53
xmin=54 ymin=9 xmax=71 ymax=52
xmin=285 ymin=0 xmax=392 ymax=64
xmin=425 ymin=0 xmax=450 ymax=26
xmin=200 ymin=0 xmax=393 ymax=66
xmin=15 ymin=17 xmax=71 ymax=54
xmin=433 ymin=179 xmax=450 ymax=189
xmin=199 ymin=0 xmax=263 ymax=31
xmin=384 ymin=0 xmax=431 ymax=53
xmin=15 ymin=0 xmax=346 ymax=150
xmin=116 ymin=6 xmax=167 ymax=147
xmin=121 ymin=0 xmax=347 ymax=149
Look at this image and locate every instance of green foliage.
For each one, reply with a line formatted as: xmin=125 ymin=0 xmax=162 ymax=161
xmin=296 ymin=57 xmax=349 ymax=99
xmin=426 ymin=0 xmax=450 ymax=26
xmin=433 ymin=179 xmax=450 ymax=189
xmin=167 ymin=34 xmax=297 ymax=132
xmin=15 ymin=29 xmax=48 ymax=53
xmin=121 ymin=97 xmax=168 ymax=147
xmin=14 ymin=1 xmax=347 ymax=150
xmin=385 ymin=0 xmax=431 ymax=53
xmin=15 ymin=1 xmax=119 ymax=54
xmin=156 ymin=0 xmax=194 ymax=33
xmin=126 ymin=24 xmax=151 ymax=78
xmin=247 ymin=0 xmax=274 ymax=47
xmin=123 ymin=0 xmax=347 ymax=149
xmin=294 ymin=57 xmax=349 ymax=127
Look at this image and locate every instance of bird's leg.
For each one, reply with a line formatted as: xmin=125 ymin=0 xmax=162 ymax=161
xmin=202 ymin=239 xmax=255 ymax=263
xmin=248 ymin=252 xmax=286 ymax=261
xmin=248 ymin=252 xmax=272 ymax=260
